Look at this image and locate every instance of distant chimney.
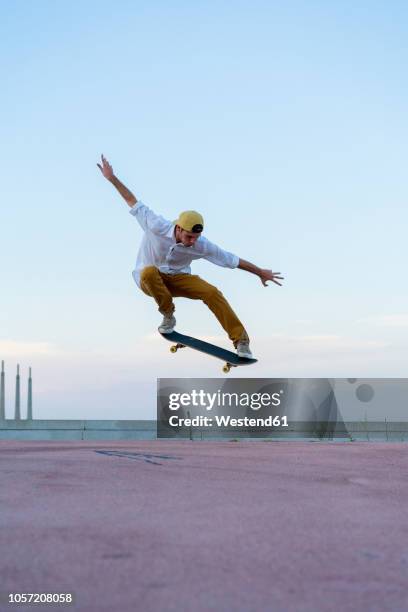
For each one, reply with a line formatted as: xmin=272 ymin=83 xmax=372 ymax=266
xmin=27 ymin=367 xmax=33 ymax=420
xmin=0 ymin=361 xmax=5 ymax=420
xmin=14 ymin=364 xmax=21 ymax=420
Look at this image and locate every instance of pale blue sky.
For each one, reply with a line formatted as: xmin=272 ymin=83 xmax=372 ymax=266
xmin=1 ymin=0 xmax=407 ymax=419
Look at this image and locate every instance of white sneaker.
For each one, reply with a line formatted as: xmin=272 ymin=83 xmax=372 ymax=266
xmin=158 ymin=314 xmax=176 ymax=334
xmin=236 ymin=340 xmax=253 ymax=359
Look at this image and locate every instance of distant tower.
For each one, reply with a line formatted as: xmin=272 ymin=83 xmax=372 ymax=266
xmin=0 ymin=361 xmax=5 ymax=420
xmin=27 ymin=367 xmax=33 ymax=420
xmin=14 ymin=364 xmax=21 ymax=420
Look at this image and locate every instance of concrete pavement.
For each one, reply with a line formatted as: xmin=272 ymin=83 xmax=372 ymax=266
xmin=0 ymin=440 xmax=407 ymax=612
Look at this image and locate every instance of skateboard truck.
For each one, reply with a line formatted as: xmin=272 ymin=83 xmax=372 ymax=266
xmin=169 ymin=343 xmax=186 ymax=353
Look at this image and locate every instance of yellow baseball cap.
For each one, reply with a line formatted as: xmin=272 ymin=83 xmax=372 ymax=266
xmin=174 ymin=210 xmax=204 ymax=233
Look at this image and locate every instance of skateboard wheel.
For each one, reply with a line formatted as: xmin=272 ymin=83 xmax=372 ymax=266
xmin=170 ymin=345 xmax=178 ymax=353
xmin=223 ymin=364 xmax=231 ymax=373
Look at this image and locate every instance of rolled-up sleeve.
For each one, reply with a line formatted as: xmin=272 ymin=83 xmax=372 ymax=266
xmin=129 ymin=201 xmax=169 ymax=234
xmin=202 ymin=238 xmax=239 ymax=269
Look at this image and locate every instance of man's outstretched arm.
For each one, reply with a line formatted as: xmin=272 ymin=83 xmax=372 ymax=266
xmin=238 ymin=259 xmax=284 ymax=287
xmin=97 ymin=154 xmax=137 ymax=207
xmin=201 ymin=238 xmax=284 ymax=287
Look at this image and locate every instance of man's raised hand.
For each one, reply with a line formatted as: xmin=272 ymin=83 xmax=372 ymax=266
xmin=259 ymin=269 xmax=284 ymax=287
xmin=97 ymin=154 xmax=114 ymax=181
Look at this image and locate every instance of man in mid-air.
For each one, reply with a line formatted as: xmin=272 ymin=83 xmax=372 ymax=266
xmin=97 ymin=154 xmax=283 ymax=359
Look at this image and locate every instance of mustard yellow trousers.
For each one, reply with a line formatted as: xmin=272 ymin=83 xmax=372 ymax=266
xmin=139 ymin=266 xmax=249 ymax=346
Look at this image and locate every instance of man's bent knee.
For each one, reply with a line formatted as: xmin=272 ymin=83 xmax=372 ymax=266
xmin=140 ymin=266 xmax=159 ymax=284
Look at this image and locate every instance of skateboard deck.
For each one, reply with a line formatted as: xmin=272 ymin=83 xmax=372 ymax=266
xmin=159 ymin=330 xmax=257 ymax=373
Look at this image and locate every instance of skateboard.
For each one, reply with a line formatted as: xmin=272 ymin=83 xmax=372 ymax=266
xmin=159 ymin=330 xmax=257 ymax=373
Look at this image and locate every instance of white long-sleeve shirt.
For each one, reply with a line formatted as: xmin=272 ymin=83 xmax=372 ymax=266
xmin=129 ymin=202 xmax=239 ymax=288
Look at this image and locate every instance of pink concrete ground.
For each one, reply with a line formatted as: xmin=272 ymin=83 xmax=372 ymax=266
xmin=0 ymin=440 xmax=407 ymax=612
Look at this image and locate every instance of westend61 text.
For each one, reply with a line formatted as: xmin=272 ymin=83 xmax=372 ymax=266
xmin=169 ymin=415 xmax=289 ymax=427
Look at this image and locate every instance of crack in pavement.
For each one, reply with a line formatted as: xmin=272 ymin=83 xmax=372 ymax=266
xmin=94 ymin=450 xmax=183 ymax=465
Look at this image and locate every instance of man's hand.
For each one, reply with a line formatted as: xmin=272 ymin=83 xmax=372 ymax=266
xmin=238 ymin=259 xmax=284 ymax=286
xmin=259 ymin=269 xmax=284 ymax=287
xmin=97 ymin=154 xmax=137 ymax=207
xmin=97 ymin=154 xmax=114 ymax=181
